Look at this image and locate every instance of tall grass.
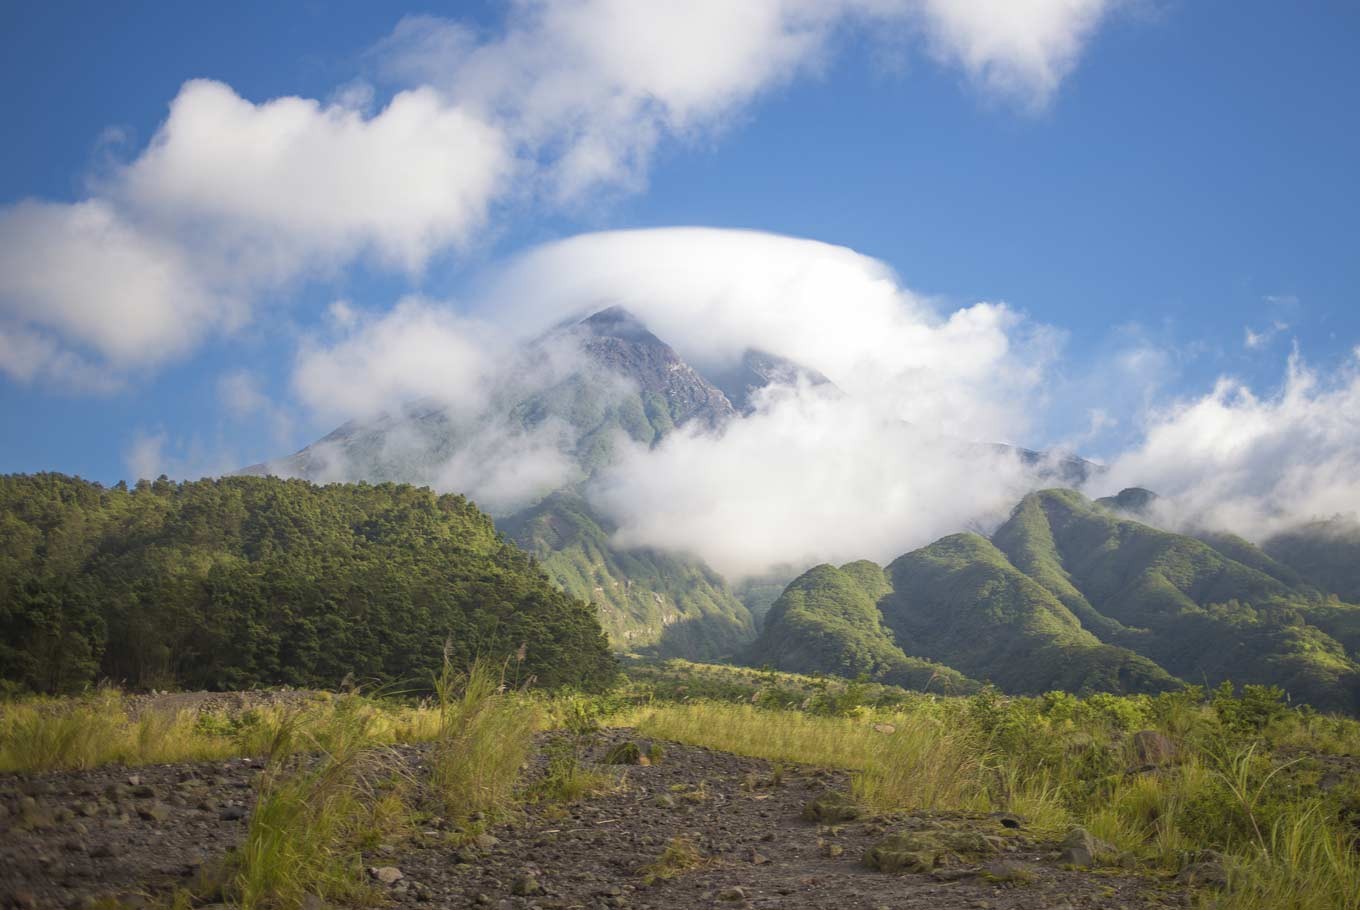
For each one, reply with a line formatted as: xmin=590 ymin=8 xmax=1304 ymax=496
xmin=428 ymin=657 xmax=539 ymax=823
xmin=229 ymin=696 xmax=408 ymax=909
xmin=0 ymin=691 xmax=444 ymax=774
xmin=627 ymin=690 xmax=1360 ymax=910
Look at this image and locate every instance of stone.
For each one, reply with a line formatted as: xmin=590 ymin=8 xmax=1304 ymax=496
xmin=369 ymin=866 xmax=404 ymax=885
xmin=1059 ymin=827 xmax=1113 ymax=868
xmin=863 ymin=834 xmax=939 ymax=874
xmin=801 ymin=790 xmax=860 ymax=823
xmin=137 ymin=801 xmax=171 ymax=823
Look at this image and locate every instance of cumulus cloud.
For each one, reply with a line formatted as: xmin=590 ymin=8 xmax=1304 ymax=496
xmin=116 ymin=80 xmax=511 ymax=277
xmin=292 ymin=298 xmax=505 ymax=424
xmin=2 ymin=0 xmax=1119 ymax=388
xmin=1101 ymin=348 xmax=1360 ymax=539
xmin=0 ymin=199 xmax=232 ymax=380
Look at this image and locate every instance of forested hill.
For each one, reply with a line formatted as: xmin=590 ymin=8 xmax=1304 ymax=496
xmin=748 ymin=489 xmax=1360 ymax=713
xmin=0 ymin=473 xmax=616 ymax=694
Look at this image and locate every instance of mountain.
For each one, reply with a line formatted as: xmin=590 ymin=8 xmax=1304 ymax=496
xmin=1263 ymin=518 xmax=1360 ymax=604
xmin=747 ymin=488 xmax=1360 ymax=712
xmin=499 ymin=491 xmax=753 ymax=658
xmin=243 ymin=306 xmax=1107 ymax=663
xmin=243 ymin=306 xmax=769 ymax=655
xmin=707 ymin=348 xmax=835 ymax=414
xmin=0 ymin=473 xmax=616 ymax=695
xmin=744 ymin=560 xmax=979 ymax=693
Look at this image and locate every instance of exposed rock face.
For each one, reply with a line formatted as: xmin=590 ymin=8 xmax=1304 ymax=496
xmin=708 ymin=347 xmax=835 ymax=414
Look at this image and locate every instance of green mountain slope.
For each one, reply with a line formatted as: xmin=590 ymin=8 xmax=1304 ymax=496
xmin=0 ymin=473 xmax=616 ymax=694
xmin=744 ymin=561 xmax=978 ymax=693
xmin=880 ymin=533 xmax=1181 ymax=695
xmin=747 ymin=488 xmax=1360 ymax=712
xmin=500 ymin=492 xmax=755 ymax=658
xmin=1264 ymin=518 xmax=1360 ymax=604
xmin=991 ymin=490 xmax=1360 ymax=712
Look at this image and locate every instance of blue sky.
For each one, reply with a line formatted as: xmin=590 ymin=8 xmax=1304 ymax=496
xmin=1 ymin=0 xmax=1358 ymax=502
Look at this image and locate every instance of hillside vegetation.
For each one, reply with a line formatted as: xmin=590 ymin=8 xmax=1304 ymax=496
xmin=0 ymin=473 xmax=616 ymax=694
xmin=749 ymin=489 xmax=1360 ymax=712
xmin=500 ymin=492 xmax=754 ymax=657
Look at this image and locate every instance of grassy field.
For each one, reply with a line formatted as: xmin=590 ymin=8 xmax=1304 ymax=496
xmin=3 ymin=662 xmax=1359 ymax=909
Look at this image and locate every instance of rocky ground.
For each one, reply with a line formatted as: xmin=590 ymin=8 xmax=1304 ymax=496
xmin=0 ymin=729 xmax=1196 ymax=910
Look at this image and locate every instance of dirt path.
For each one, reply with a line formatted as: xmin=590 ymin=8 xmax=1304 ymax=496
xmin=0 ymin=730 xmax=1192 ymax=909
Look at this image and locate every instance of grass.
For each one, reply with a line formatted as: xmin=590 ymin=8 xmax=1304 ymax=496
xmin=639 ymin=836 xmax=705 ymax=886
xmin=623 ymin=683 xmax=1360 ymax=910
xmin=0 ymin=689 xmax=445 ymax=774
xmin=428 ymin=657 xmax=540 ymax=823
xmin=229 ymin=697 xmax=406 ymax=909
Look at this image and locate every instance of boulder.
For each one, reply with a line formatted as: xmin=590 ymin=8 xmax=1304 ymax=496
xmin=801 ymin=790 xmax=860 ymax=823
xmin=1059 ymin=827 xmax=1114 ymax=867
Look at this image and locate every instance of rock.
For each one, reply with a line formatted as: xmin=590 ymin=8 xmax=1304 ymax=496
xmin=510 ymin=874 xmax=542 ymax=896
xmin=369 ymin=866 xmax=404 ymax=885
xmin=1059 ymin=827 xmax=1113 ymax=867
xmin=131 ymin=785 xmax=156 ymax=799
xmin=717 ymin=886 xmax=746 ymax=901
xmin=137 ymin=802 xmax=171 ymax=823
xmin=1130 ymin=730 xmax=1178 ymax=767
xmin=863 ymin=834 xmax=938 ymax=873
xmin=801 ymin=790 xmax=860 ymax=823
xmin=218 ymin=806 xmax=247 ymax=821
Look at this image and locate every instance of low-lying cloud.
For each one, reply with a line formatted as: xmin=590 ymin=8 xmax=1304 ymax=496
xmin=1101 ymin=348 xmax=1360 ymax=541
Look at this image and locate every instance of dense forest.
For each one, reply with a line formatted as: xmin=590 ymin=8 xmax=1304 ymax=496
xmin=0 ymin=474 xmax=616 ymax=694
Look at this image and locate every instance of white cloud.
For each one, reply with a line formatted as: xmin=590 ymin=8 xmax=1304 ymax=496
xmin=485 ymin=227 xmax=1057 ymax=443
xmin=591 ymin=385 xmax=1036 ymax=578
xmin=0 ymin=199 xmax=231 ymax=375
xmin=291 ymin=297 xmax=502 ymax=423
xmin=283 ymin=227 xmax=1063 ymax=572
xmin=913 ymin=0 xmax=1114 ymax=106
xmin=1102 ymin=349 xmax=1360 ymax=539
xmin=116 ymin=80 xmax=512 ymax=276
xmin=2 ymin=0 xmax=1120 ymax=389
xmin=1244 ymin=320 xmax=1289 ymax=350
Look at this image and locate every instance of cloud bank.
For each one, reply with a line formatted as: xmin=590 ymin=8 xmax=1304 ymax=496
xmin=1 ymin=0 xmax=1119 ymax=387
xmin=289 ymin=227 xmax=1059 ymax=575
xmin=1103 ymin=348 xmax=1360 ymax=541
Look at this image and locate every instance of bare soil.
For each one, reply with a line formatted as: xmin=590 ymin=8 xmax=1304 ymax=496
xmin=0 ymin=728 xmax=1195 ymax=910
